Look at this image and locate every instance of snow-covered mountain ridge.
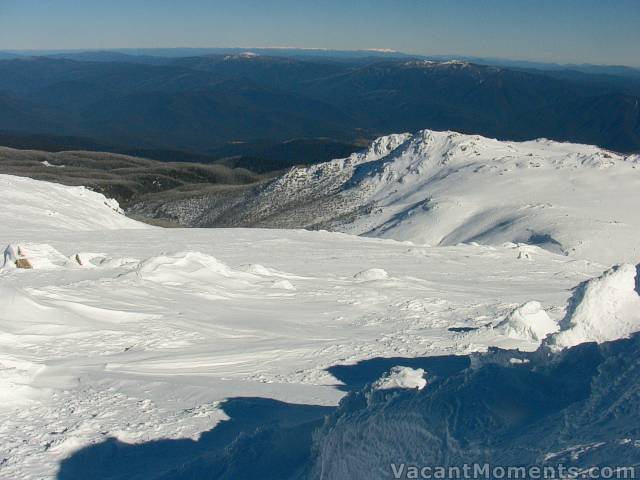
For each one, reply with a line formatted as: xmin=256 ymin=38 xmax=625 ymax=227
xmin=229 ymin=130 xmax=640 ymax=264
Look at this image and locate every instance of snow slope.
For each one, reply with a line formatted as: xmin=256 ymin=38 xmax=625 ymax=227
xmin=0 ymin=174 xmax=148 ymax=233
xmin=234 ymin=130 xmax=640 ymax=264
xmin=0 ymin=148 xmax=639 ymax=478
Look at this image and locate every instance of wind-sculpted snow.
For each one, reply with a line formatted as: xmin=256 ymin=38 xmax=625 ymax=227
xmin=353 ymin=268 xmax=390 ymax=281
xmin=194 ymin=130 xmax=640 ymax=264
xmin=135 ymin=252 xmax=239 ymax=282
xmin=1 ymin=228 xmax=612 ymax=477
xmin=63 ymin=337 xmax=640 ymax=479
xmin=371 ymin=366 xmax=427 ymax=391
xmin=496 ymin=301 xmax=558 ymax=342
xmin=547 ymin=263 xmax=640 ymax=351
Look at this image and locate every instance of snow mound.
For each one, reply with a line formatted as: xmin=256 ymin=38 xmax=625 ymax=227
xmin=0 ymin=285 xmax=96 ymax=336
xmin=2 ymin=243 xmax=73 ymax=270
xmin=353 ymin=268 xmax=389 ymax=281
xmin=0 ymin=285 xmax=50 ymax=324
xmin=497 ymin=301 xmax=558 ymax=342
xmin=270 ymin=279 xmax=296 ymax=290
xmin=134 ymin=251 xmax=239 ymax=284
xmin=372 ymin=366 xmax=427 ymax=391
xmin=238 ymin=263 xmax=273 ymax=276
xmin=547 ymin=264 xmax=640 ymax=350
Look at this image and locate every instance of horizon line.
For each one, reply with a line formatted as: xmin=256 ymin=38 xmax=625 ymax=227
xmin=1 ymin=46 xmax=638 ymax=69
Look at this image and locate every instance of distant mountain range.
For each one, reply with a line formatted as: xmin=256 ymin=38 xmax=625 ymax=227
xmin=0 ymin=50 xmax=638 ymax=171
xmin=4 ymin=48 xmax=640 ymax=76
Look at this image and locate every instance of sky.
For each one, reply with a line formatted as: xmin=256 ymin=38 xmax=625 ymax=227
xmin=1 ymin=0 xmax=639 ymax=66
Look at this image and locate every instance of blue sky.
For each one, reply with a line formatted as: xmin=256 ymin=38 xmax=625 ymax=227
xmin=1 ymin=0 xmax=639 ymax=66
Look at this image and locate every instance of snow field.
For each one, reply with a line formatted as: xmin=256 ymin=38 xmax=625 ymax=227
xmin=1 ymin=126 xmax=640 ymax=477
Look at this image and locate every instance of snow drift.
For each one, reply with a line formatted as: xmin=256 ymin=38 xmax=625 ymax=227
xmin=0 ymin=285 xmax=99 ymax=336
xmin=497 ymin=301 xmax=558 ymax=342
xmin=131 ymin=251 xmax=279 ymax=296
xmin=135 ymin=251 xmax=238 ymax=284
xmin=547 ymin=264 xmax=640 ymax=350
xmin=353 ymin=268 xmax=389 ymax=281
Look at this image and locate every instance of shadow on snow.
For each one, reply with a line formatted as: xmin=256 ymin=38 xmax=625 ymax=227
xmin=56 ymin=354 xmax=469 ymax=479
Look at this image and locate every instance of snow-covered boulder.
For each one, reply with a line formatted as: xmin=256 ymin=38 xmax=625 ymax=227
xmin=353 ymin=268 xmax=389 ymax=281
xmin=372 ymin=366 xmax=427 ymax=391
xmin=497 ymin=301 xmax=558 ymax=342
xmin=70 ymin=252 xmax=139 ymax=269
xmin=547 ymin=264 xmax=640 ymax=350
xmin=134 ymin=251 xmax=237 ymax=284
xmin=238 ymin=263 xmax=272 ymax=276
xmin=2 ymin=243 xmax=73 ymax=270
xmin=270 ymin=279 xmax=296 ymax=290
xmin=3 ymin=244 xmax=31 ymax=269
